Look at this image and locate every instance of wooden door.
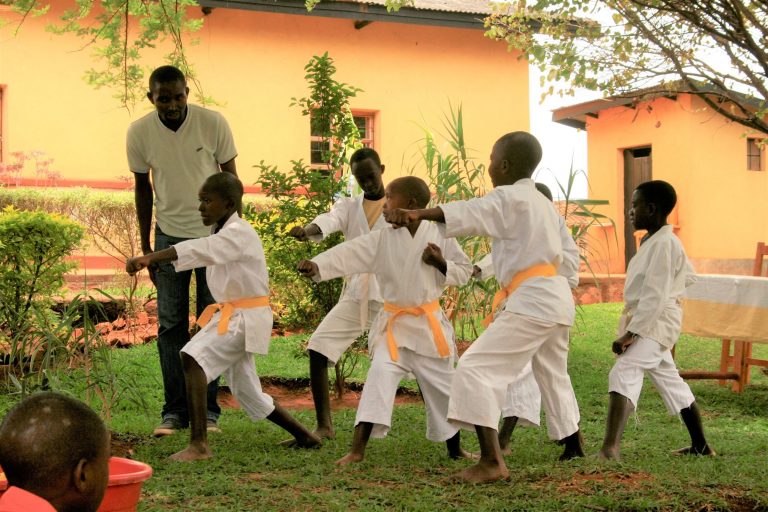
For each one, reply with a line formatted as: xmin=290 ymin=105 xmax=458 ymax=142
xmin=623 ymin=147 xmax=652 ymax=268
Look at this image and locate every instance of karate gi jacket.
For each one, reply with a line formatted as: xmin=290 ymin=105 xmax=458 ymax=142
xmin=173 ymin=214 xmax=273 ymax=354
xmin=440 ymin=178 xmax=575 ymax=326
xmin=309 ymin=195 xmax=387 ymax=303
xmin=312 ymin=222 xmax=472 ymax=359
xmin=620 ymin=224 xmax=695 ymax=349
xmin=475 ymin=214 xmax=580 ymax=289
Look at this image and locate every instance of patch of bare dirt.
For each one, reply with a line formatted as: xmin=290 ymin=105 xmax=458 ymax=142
xmin=218 ymin=382 xmax=421 ymax=411
xmin=110 ymin=431 xmax=150 ymax=458
xmin=531 ymin=470 xmax=656 ymax=496
xmin=697 ymin=489 xmax=768 ymax=512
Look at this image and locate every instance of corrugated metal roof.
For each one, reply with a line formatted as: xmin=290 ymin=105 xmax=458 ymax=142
xmin=339 ymin=0 xmax=500 ymax=15
xmin=198 ymin=0 xmax=506 ymax=29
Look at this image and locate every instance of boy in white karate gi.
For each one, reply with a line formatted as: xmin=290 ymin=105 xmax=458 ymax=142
xmin=288 ymin=147 xmax=387 ymax=440
xmin=297 ymin=176 xmax=474 ymax=465
xmin=598 ymin=180 xmax=714 ymax=460
xmin=127 ymin=173 xmax=321 ymax=461
xmin=473 ymin=183 xmax=581 ymax=455
xmin=386 ymin=132 xmax=584 ymax=483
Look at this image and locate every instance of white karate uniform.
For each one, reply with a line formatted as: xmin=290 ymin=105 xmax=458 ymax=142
xmin=312 ymin=222 xmax=472 ymax=441
xmin=476 ymin=216 xmax=580 ymax=428
xmin=441 ymin=178 xmax=581 ymax=441
xmin=609 ymin=224 xmax=696 ymax=413
xmin=175 ymin=214 xmax=275 ymax=421
xmin=306 ymin=196 xmax=388 ymax=364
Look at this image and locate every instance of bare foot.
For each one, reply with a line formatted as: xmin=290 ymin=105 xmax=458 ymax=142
xmin=499 ymin=446 xmax=512 ymax=456
xmin=597 ymin=447 xmax=620 ymax=461
xmin=335 ymin=452 xmax=364 ymax=465
xmin=314 ymin=427 xmax=336 ymax=440
xmin=280 ymin=428 xmax=333 ymax=447
xmin=446 ymin=462 xmax=510 ymax=484
xmin=293 ymin=431 xmax=323 ymax=449
xmin=672 ymin=444 xmax=716 ymax=456
xmin=449 ymin=448 xmax=480 ymax=460
xmin=169 ymin=444 xmax=212 ymax=462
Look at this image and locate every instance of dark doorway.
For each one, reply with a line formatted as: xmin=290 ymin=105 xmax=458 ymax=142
xmin=623 ymin=147 xmax=652 ymax=268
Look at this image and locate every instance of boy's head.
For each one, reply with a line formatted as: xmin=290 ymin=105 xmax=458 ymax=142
xmin=350 ymin=147 xmax=385 ymax=199
xmin=147 ymin=65 xmax=189 ymax=128
xmin=384 ymin=176 xmax=431 ymax=212
xmin=489 ymin=132 xmax=543 ymax=187
xmin=0 ymin=392 xmax=110 ymax=512
xmin=535 ymin=182 xmax=554 ymax=202
xmin=198 ymin=173 xmax=244 ymax=227
xmin=631 ymin=180 xmax=676 ymax=230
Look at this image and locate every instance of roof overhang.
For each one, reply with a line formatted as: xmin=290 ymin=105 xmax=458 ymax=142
xmin=552 ymin=80 xmax=766 ymax=130
xmin=197 ymin=0 xmax=489 ymax=30
xmin=552 ymin=93 xmax=677 ymax=130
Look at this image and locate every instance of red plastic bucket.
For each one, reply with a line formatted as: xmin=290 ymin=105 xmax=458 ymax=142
xmin=98 ymin=457 xmax=153 ymax=512
xmin=1 ymin=457 xmax=152 ymax=512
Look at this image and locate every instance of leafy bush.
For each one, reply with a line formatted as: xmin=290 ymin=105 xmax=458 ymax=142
xmin=0 ymin=187 xmax=138 ymax=264
xmin=0 ymin=208 xmax=84 ymax=384
xmin=0 ymin=187 xmax=272 ymax=312
xmin=251 ymin=53 xmax=363 ymax=397
xmin=252 ymin=53 xmax=362 ymax=330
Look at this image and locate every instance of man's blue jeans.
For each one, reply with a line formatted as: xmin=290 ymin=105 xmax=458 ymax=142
xmin=154 ymin=227 xmax=221 ymax=424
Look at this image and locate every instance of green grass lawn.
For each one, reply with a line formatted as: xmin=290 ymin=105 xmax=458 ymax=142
xmin=2 ymin=303 xmax=768 ymax=511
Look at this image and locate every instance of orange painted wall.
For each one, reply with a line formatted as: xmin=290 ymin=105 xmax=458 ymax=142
xmin=0 ymin=3 xmax=528 ymax=187
xmin=583 ymin=94 xmax=768 ymax=274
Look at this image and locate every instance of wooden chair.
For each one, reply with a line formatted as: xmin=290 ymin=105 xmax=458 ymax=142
xmin=719 ymin=242 xmax=768 ymax=391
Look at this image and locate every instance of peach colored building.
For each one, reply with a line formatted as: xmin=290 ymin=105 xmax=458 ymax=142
xmin=0 ymin=0 xmax=527 ymax=190
xmin=553 ymin=86 xmax=768 ymax=275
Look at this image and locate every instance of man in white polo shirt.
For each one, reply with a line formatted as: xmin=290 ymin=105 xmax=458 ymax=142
xmin=127 ymin=65 xmax=238 ymax=437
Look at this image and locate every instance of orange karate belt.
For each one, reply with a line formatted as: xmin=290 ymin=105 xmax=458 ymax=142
xmin=197 ymin=296 xmax=270 ymax=335
xmin=382 ymin=300 xmax=450 ymax=362
xmin=482 ymin=262 xmax=558 ymax=328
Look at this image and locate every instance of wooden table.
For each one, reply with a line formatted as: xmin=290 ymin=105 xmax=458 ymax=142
xmin=680 ymin=274 xmax=768 ymax=392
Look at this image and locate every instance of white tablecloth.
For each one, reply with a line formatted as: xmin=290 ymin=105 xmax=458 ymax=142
xmin=681 ymin=274 xmax=768 ymax=343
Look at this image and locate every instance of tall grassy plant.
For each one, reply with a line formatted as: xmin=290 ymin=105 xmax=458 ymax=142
xmin=408 ymin=105 xmax=495 ymax=341
xmin=547 ymin=166 xmax=618 ymax=277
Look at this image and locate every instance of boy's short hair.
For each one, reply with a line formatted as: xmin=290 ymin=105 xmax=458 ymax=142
xmin=535 ymin=182 xmax=554 ymax=201
xmin=203 ymin=172 xmax=244 ymax=206
xmin=350 ymin=147 xmax=381 ymax=168
xmin=0 ymin=392 xmax=109 ymax=491
xmin=388 ymin=176 xmax=431 ymax=209
xmin=149 ymin=65 xmax=186 ymax=89
xmin=495 ymin=131 xmax=542 ymax=177
xmin=636 ymin=180 xmax=677 ymax=217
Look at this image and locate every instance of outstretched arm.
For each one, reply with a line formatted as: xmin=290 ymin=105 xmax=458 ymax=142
xmin=299 ymin=231 xmax=381 ymax=282
xmin=288 ymin=223 xmax=322 ymax=241
xmin=305 ymin=198 xmax=351 ymax=241
xmin=127 ymin=247 xmax=177 ymax=275
xmin=384 ymin=207 xmax=445 ymax=228
xmin=297 ymin=259 xmax=319 ymax=277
